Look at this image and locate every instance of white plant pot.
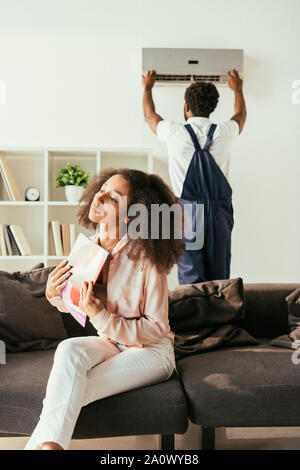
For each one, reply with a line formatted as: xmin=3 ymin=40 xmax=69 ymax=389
xmin=65 ymin=185 xmax=83 ymax=203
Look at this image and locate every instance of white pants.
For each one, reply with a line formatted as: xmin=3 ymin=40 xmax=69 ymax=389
xmin=24 ymin=335 xmax=176 ymax=450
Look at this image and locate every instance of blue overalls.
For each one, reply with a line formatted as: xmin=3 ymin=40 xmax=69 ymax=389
xmin=177 ymin=123 xmax=234 ymax=284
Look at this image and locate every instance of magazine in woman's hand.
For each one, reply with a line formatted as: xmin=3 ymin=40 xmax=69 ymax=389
xmin=61 ymin=233 xmax=109 ymax=327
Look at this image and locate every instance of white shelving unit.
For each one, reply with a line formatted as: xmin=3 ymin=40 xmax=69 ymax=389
xmin=0 ymin=147 xmax=153 ymax=273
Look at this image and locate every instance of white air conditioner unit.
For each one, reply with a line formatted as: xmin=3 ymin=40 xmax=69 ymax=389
xmin=142 ymin=48 xmax=243 ymax=86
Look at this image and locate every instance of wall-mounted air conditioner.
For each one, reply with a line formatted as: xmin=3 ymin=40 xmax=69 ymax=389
xmin=142 ymin=48 xmax=243 ymax=86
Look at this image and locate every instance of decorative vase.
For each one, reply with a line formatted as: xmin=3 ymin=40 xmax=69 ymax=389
xmin=65 ymin=185 xmax=83 ymax=203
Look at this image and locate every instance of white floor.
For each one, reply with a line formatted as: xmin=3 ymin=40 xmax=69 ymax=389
xmin=1 ymin=421 xmax=300 ymax=450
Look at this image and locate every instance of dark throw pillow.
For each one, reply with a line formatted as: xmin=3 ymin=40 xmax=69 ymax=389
xmin=270 ymin=287 xmax=300 ymax=349
xmin=285 ymin=287 xmax=300 ymax=341
xmin=0 ymin=262 xmax=68 ymax=352
xmin=168 ymin=277 xmax=258 ymax=361
xmin=169 ymin=277 xmax=245 ymax=331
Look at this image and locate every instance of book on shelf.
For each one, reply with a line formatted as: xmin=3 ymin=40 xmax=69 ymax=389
xmin=0 ymin=224 xmax=32 ymax=256
xmin=61 ymin=223 xmax=71 ymax=256
xmin=48 ymin=221 xmax=55 ymax=256
xmin=51 ymin=220 xmax=63 ymax=256
xmin=0 ymin=224 xmax=7 ymax=255
xmin=9 ymin=225 xmax=33 ymax=255
xmin=61 ymin=232 xmax=109 ymax=327
xmin=0 ymin=165 xmax=13 ymax=200
xmin=49 ymin=221 xmax=77 ymax=256
xmin=0 ymin=154 xmax=23 ymax=201
xmin=69 ymin=224 xmax=76 ymax=250
xmin=7 ymin=226 xmax=21 ymax=255
xmin=2 ymin=225 xmax=12 ymax=255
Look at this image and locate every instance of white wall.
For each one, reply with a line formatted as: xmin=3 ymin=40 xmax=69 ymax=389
xmin=0 ymin=0 xmax=299 ymax=286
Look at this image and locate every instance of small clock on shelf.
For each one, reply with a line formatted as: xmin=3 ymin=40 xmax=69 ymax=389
xmin=25 ymin=186 xmax=40 ymax=202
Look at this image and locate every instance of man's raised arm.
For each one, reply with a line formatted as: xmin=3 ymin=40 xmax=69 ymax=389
xmin=142 ymin=69 xmax=163 ymax=135
xmin=228 ymin=68 xmax=247 ymax=134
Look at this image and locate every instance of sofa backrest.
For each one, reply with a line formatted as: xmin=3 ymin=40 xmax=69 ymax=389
xmin=234 ymin=283 xmax=300 ymax=339
xmin=61 ymin=282 xmax=300 ymax=341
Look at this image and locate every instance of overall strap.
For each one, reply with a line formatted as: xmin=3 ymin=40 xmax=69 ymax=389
xmin=203 ymin=124 xmax=217 ymax=150
xmin=184 ymin=124 xmax=201 ymax=151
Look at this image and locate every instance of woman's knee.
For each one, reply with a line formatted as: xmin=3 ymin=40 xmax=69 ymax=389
xmin=54 ymin=337 xmax=87 ymax=364
xmin=53 ymin=336 xmax=112 ymax=370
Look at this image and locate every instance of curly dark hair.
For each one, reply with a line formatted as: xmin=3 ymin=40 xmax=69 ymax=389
xmin=76 ymin=167 xmax=185 ymax=274
xmin=184 ymin=81 xmax=219 ymax=117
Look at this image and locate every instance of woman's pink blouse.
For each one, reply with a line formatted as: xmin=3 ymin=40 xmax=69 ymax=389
xmin=46 ymin=232 xmax=175 ymax=348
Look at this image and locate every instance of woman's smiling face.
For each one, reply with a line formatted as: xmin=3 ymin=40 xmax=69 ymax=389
xmin=88 ymin=174 xmax=131 ymax=230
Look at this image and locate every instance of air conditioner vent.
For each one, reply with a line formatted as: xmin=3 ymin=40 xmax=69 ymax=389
xmin=155 ymin=74 xmax=192 ymax=82
xmin=155 ymin=74 xmax=224 ymax=84
xmin=193 ymin=75 xmax=221 ymax=82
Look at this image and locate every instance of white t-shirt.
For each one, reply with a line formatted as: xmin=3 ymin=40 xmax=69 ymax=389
xmin=157 ymin=116 xmax=239 ymax=198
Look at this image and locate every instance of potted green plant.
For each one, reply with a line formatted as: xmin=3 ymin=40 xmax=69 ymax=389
xmin=56 ymin=162 xmax=90 ymax=202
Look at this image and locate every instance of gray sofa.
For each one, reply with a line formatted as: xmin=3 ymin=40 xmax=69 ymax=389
xmin=177 ymin=283 xmax=300 ymax=449
xmin=0 ymin=303 xmax=188 ymax=450
xmin=1 ymin=282 xmax=300 ymax=450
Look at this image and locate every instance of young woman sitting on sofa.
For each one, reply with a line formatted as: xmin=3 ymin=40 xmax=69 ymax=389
xmin=24 ymin=167 xmax=184 ymax=450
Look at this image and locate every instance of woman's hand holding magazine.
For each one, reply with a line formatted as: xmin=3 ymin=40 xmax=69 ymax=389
xmin=46 ymin=259 xmax=73 ymax=298
xmin=79 ymin=280 xmax=105 ymax=320
xmin=53 ymin=233 xmax=109 ymax=327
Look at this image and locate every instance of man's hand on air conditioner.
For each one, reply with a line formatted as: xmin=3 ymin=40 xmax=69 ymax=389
xmin=227 ymin=68 xmax=243 ymax=92
xmin=142 ymin=69 xmax=157 ymax=90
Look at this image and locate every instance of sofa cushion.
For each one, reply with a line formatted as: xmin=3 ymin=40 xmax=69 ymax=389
xmin=0 ymin=263 xmax=67 ymax=352
xmin=235 ymin=283 xmax=300 ymax=339
xmin=177 ymin=339 xmax=300 ymax=427
xmin=169 ymin=277 xmax=245 ymax=331
xmin=168 ymin=278 xmax=258 ymax=361
xmin=286 ymin=287 xmax=300 ymax=340
xmin=0 ymin=350 xmax=188 ymax=438
xmin=269 ymin=287 xmax=300 ymax=349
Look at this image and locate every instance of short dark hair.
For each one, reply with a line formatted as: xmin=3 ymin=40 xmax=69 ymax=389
xmin=184 ymin=81 xmax=219 ymax=117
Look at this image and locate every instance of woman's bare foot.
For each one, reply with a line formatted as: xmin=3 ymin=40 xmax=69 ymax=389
xmin=37 ymin=441 xmax=64 ymax=450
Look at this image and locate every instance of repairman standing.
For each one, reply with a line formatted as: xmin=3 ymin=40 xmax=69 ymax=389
xmin=142 ymin=69 xmax=246 ymax=284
